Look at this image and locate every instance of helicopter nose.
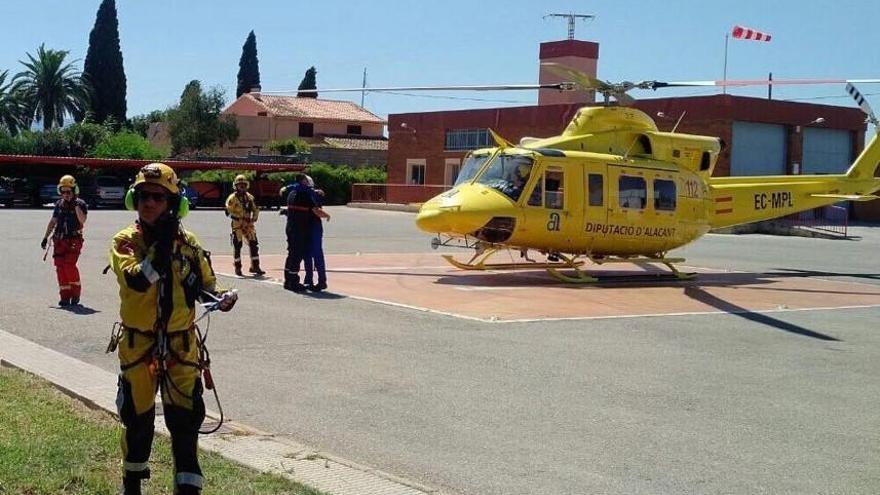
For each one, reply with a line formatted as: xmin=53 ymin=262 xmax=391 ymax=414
xmin=415 ymin=207 xmax=453 ymax=233
xmin=416 ymin=185 xmax=516 ymax=235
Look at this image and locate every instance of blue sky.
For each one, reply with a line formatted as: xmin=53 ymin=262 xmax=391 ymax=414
xmin=2 ymin=0 xmax=879 ymax=126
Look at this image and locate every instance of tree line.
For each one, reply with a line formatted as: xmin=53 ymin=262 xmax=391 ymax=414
xmin=1 ymin=0 xmax=322 ymax=159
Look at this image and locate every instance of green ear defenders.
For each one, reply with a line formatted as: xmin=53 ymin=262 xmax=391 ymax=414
xmin=125 ymin=188 xmax=190 ymax=218
xmin=57 ymin=175 xmax=79 ymax=195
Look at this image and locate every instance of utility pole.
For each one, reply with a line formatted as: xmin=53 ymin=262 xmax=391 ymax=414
xmin=361 ymin=67 xmax=367 ymax=107
xmin=543 ymin=12 xmax=595 ymax=40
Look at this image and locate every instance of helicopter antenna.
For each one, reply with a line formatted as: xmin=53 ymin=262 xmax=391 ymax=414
xmin=544 ymin=12 xmax=596 ymax=40
xmin=672 ymin=111 xmax=687 ymax=133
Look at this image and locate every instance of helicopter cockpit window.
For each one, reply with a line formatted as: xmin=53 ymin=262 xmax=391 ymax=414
xmin=654 ymin=179 xmax=677 ymax=211
xmin=618 ymin=176 xmax=646 ymax=209
xmin=455 ymin=153 xmax=491 ymax=186
xmin=476 ymin=154 xmax=534 ymax=202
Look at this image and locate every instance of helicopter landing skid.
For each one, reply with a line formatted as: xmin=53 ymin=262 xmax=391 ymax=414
xmin=548 ymin=254 xmax=697 ymax=284
xmin=441 ymin=249 xmax=585 ymax=272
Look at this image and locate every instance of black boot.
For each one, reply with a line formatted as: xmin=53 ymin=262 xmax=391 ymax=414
xmin=120 ymin=477 xmax=142 ymax=495
xmin=284 ymin=274 xmax=305 ymax=292
xmin=234 ymin=261 xmax=243 ymax=277
xmin=249 ymin=259 xmax=266 ymax=276
xmin=175 ymin=484 xmax=201 ymax=495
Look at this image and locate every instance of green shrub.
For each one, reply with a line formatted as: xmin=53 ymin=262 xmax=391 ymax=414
xmin=267 ymin=138 xmax=310 ymax=155
xmin=64 ymin=122 xmax=112 ymax=157
xmin=187 ymin=169 xmax=253 ymax=184
xmin=266 ymin=163 xmax=386 ymax=205
xmin=92 ymin=131 xmax=167 ymax=160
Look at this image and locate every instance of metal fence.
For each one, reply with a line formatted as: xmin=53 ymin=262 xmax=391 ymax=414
xmin=784 ymin=204 xmax=848 ymax=237
xmin=351 ymin=183 xmax=451 ymax=204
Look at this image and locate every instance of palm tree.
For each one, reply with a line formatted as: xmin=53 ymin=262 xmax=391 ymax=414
xmin=0 ymin=70 xmax=28 ymax=135
xmin=13 ymin=44 xmax=89 ymax=130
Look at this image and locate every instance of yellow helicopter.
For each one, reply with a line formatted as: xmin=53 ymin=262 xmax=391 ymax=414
xmin=412 ymin=65 xmax=880 ymax=283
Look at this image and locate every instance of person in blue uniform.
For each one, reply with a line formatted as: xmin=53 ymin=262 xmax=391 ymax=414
xmin=302 ymin=176 xmax=331 ymax=291
xmin=283 ymin=174 xmax=314 ymax=292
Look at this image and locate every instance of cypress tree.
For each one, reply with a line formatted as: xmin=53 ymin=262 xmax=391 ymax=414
xmin=297 ymin=66 xmax=318 ymax=98
xmin=236 ymin=31 xmax=260 ymax=98
xmin=83 ymin=0 xmax=127 ymax=125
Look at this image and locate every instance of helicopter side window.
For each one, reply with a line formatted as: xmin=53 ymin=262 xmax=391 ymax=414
xmin=654 ymin=179 xmax=677 ymax=211
xmin=618 ymin=175 xmax=646 ymax=209
xmin=544 ymin=169 xmax=564 ymax=209
xmin=588 ymin=174 xmax=603 ymax=206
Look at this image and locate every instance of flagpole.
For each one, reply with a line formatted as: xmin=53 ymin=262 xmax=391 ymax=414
xmin=722 ymin=33 xmax=729 ymax=95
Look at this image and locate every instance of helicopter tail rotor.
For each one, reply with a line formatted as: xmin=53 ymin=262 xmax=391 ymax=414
xmin=846 ymin=83 xmax=878 ymax=129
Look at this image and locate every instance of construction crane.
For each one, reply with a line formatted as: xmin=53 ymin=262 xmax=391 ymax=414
xmin=543 ymin=12 xmax=596 ymax=40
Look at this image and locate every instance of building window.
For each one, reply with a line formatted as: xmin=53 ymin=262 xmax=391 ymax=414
xmin=257 ymin=111 xmax=268 ymax=116
xmin=406 ymin=159 xmax=426 ymax=185
xmin=444 ymin=159 xmax=462 ymax=186
xmin=347 ymin=125 xmax=362 ymax=135
xmin=653 ymin=179 xmax=676 ymax=211
xmin=588 ymin=174 xmax=603 ymax=206
xmin=445 ymin=129 xmax=491 ymax=151
xmin=299 ymin=122 xmax=314 ymax=137
xmin=618 ymin=176 xmax=646 ymax=209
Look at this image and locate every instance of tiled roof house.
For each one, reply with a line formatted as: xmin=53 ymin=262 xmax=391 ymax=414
xmin=222 ymin=92 xmax=388 ymax=166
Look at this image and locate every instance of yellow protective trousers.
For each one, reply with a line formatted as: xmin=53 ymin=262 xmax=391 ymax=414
xmin=116 ymin=327 xmax=205 ymax=491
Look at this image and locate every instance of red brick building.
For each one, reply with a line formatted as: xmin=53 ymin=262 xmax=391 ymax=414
xmin=385 ymin=39 xmax=875 ymax=218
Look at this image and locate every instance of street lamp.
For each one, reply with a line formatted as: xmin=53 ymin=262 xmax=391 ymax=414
xmin=795 ymin=117 xmax=825 ymax=133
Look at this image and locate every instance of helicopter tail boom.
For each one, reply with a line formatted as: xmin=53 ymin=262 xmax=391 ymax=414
xmin=707 ymin=134 xmax=880 ymax=229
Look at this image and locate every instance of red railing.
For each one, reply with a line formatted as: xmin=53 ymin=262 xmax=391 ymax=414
xmin=351 ymin=183 xmax=451 ymax=204
xmin=784 ymin=205 xmax=848 ymax=237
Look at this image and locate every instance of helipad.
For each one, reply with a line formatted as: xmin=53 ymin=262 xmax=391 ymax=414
xmin=213 ymin=252 xmax=880 ymax=323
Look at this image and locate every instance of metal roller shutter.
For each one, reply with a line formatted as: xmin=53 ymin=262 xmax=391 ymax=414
xmin=731 ymin=121 xmax=787 ymax=176
xmin=802 ymin=128 xmax=852 ymax=174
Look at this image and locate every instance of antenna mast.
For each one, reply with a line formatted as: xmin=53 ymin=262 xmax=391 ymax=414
xmin=543 ymin=12 xmax=596 ymax=40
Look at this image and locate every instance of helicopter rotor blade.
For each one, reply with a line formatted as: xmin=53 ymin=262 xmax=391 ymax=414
xmin=648 ymin=78 xmax=880 ymax=89
xmin=263 ymin=83 xmax=574 ymax=95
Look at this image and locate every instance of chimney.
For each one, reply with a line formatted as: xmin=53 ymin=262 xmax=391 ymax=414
xmin=538 ymin=40 xmax=599 ymax=106
xmin=249 ymin=85 xmax=262 ymax=100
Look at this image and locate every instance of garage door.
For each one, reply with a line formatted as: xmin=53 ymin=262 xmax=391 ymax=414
xmin=731 ymin=121 xmax=787 ymax=176
xmin=802 ymin=128 xmax=852 ymax=174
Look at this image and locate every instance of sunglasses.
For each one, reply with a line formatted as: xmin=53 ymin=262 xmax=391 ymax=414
xmin=60 ymin=189 xmax=74 ymax=195
xmin=137 ymin=191 xmax=169 ymax=203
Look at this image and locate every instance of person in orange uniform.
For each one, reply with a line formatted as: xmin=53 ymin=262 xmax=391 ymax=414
xmin=224 ymin=174 xmax=264 ymax=276
xmin=110 ymin=163 xmax=238 ymax=495
xmin=41 ymin=175 xmax=87 ymax=306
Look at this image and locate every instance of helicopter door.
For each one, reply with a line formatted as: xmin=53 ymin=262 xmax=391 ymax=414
xmin=525 ymin=164 xmax=570 ymax=248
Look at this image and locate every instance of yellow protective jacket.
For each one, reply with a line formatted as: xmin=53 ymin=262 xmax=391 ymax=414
xmin=110 ymin=223 xmax=220 ymax=332
xmin=225 ymin=192 xmax=258 ymax=222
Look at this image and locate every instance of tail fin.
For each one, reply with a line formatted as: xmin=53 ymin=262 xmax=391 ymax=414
xmin=846 ymin=132 xmax=880 ymax=180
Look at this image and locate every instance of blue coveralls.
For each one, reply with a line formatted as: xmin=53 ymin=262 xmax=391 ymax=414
xmin=283 ymin=182 xmax=326 ymax=287
xmin=303 ymin=191 xmax=326 ymax=287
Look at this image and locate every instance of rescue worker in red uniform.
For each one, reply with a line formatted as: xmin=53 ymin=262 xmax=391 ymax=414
xmin=41 ymin=175 xmax=87 ymax=306
xmin=224 ymin=174 xmax=264 ymax=276
xmin=110 ymin=163 xmax=238 ymax=495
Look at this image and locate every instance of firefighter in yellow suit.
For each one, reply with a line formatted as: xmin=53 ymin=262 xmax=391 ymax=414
xmin=224 ymin=174 xmax=264 ymax=276
xmin=110 ymin=163 xmax=237 ymax=495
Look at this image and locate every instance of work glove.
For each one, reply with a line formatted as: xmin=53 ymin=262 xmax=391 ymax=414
xmin=217 ymin=290 xmax=238 ymax=312
xmin=41 ymin=237 xmax=48 ymax=249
